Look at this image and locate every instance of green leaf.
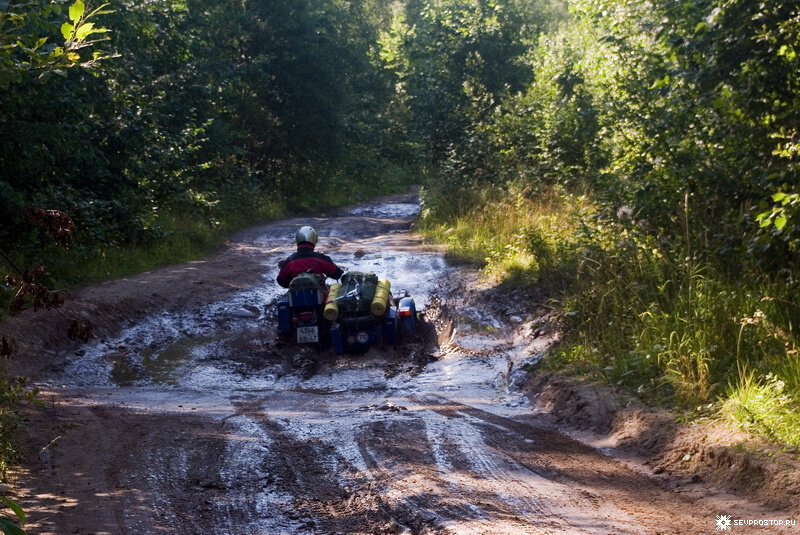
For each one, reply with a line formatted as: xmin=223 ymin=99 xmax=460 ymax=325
xmin=772 ymin=192 xmax=787 ymax=203
xmin=651 ymin=75 xmax=670 ymax=89
xmin=0 ymin=497 xmax=24 ymax=526
xmin=61 ymin=22 xmax=74 ymax=40
xmin=774 ymin=216 xmax=788 ymax=230
xmin=74 ymin=23 xmax=109 ymax=41
xmin=0 ymin=518 xmax=25 ymax=535
xmin=88 ymin=4 xmax=113 ymax=17
xmin=69 ymin=0 xmax=85 ymax=23
xmin=74 ymin=22 xmax=96 ymax=41
xmin=777 ymin=45 xmax=797 ymax=62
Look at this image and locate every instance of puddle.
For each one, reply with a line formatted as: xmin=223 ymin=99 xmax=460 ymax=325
xmin=454 ymin=306 xmax=505 ymax=332
xmin=56 ymin=285 xmax=279 ymax=389
xmin=288 ymin=385 xmax=387 ymax=395
xmin=346 ymin=202 xmax=420 ymax=218
xmin=39 ymin=196 xmax=532 ymax=417
xmin=42 ymin=198 xmax=452 ymax=390
xmin=111 ymin=336 xmax=220 ymax=386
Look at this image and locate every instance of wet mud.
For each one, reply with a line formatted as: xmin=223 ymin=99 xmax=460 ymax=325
xmin=8 ymin=193 xmax=797 ymax=534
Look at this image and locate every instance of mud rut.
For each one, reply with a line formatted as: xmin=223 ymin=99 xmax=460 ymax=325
xmin=10 ymin=196 xmax=788 ymax=534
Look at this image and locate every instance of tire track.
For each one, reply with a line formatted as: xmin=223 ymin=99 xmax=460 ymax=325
xmin=435 ymin=413 xmax=594 ymax=529
xmin=410 ymin=395 xmax=722 ymax=534
xmin=219 ymin=397 xmax=393 ymax=534
xmin=421 ymin=414 xmax=568 ymax=534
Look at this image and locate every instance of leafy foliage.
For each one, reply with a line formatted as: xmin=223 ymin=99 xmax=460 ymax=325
xmin=0 ymin=496 xmax=25 ymax=535
xmin=0 ymin=0 xmax=114 ymax=86
xmin=379 ymin=0 xmax=539 ymax=163
xmin=403 ymin=0 xmax=800 ymax=446
xmin=1 ymin=0 xmax=416 ymax=286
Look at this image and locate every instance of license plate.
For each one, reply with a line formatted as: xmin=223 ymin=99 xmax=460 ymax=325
xmin=297 ymin=326 xmax=319 ymax=343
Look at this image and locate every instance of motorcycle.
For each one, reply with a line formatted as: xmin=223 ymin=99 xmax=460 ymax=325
xmin=276 ymin=272 xmax=330 ymax=345
xmin=276 ymin=271 xmax=417 ymax=354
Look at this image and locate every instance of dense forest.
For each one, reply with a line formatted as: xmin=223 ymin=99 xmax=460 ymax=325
xmin=1 ymin=0 xmax=415 ymax=287
xmin=2 ymin=0 xmax=799 ymax=457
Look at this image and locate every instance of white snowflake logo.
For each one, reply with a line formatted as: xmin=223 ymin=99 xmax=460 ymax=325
xmin=716 ymin=514 xmax=732 ymax=531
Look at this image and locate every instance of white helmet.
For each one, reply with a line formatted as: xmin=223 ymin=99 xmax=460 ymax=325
xmin=295 ymin=225 xmax=318 ymax=246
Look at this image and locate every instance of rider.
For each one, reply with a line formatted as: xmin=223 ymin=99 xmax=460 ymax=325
xmin=276 ymin=225 xmax=344 ymax=288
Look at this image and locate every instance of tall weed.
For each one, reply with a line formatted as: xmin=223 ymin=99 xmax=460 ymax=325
xmin=567 ymin=227 xmax=793 ymax=406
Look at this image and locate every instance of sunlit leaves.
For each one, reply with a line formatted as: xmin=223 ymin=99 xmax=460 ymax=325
xmin=69 ymin=0 xmax=85 ymax=22
xmin=61 ymin=23 xmax=74 ymax=40
xmin=0 ymin=0 xmax=114 ymax=84
xmin=756 ymin=191 xmax=799 ymax=236
xmin=777 ymin=44 xmax=797 ymax=62
xmin=58 ymin=1 xmax=113 ymax=68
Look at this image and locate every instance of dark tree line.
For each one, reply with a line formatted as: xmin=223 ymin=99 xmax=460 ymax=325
xmin=1 ymin=0 xmax=407 ymax=271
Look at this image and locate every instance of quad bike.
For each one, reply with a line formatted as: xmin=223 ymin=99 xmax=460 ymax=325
xmin=276 ymin=271 xmax=417 ymax=354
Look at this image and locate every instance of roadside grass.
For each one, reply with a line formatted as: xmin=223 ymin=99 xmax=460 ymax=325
xmin=724 ymin=367 xmax=800 ymax=449
xmin=420 ymin=184 xmax=800 ymax=450
xmin=44 ymin=215 xmax=255 ymax=288
xmin=0 ymin=377 xmax=38 ymax=483
xmin=0 ymin=198 xmax=285 ymax=303
xmin=51 ymin=198 xmax=284 ymax=288
xmin=420 ymin=185 xmax=591 ymax=289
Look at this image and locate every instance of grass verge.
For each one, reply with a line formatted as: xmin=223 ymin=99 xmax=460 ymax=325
xmin=420 ymin=184 xmax=800 ymax=450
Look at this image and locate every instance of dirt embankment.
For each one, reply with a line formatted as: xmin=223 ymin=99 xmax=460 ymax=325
xmin=524 ymin=373 xmax=800 ymax=513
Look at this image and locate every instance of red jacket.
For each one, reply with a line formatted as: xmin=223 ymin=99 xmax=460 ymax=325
xmin=276 ymin=244 xmax=344 ymax=288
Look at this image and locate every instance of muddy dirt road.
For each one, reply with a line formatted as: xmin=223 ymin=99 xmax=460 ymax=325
xmin=6 ymin=194 xmax=796 ymax=534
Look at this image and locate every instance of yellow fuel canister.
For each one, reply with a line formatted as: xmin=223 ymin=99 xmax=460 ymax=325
xmin=324 ymin=283 xmax=342 ymax=321
xmin=370 ymin=279 xmax=391 ymax=316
